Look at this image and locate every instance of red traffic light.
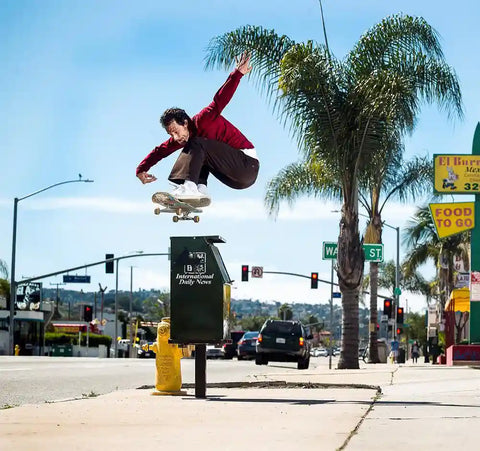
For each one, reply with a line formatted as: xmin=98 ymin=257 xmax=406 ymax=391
xmin=241 ymin=265 xmax=249 ymax=282
xmin=397 ymin=307 xmax=404 ymax=324
xmin=383 ymin=299 xmax=393 ymax=318
xmin=311 ymin=272 xmax=318 ymax=289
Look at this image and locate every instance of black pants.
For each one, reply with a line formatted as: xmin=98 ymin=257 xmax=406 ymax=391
xmin=168 ymin=137 xmax=259 ymax=189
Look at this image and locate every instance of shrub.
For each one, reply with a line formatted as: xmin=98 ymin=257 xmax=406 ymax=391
xmin=45 ymin=332 xmax=112 ymax=347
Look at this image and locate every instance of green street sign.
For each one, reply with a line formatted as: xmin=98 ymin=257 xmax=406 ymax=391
xmin=363 ymin=244 xmax=384 ymax=262
xmin=322 ymin=242 xmax=384 ymax=262
xmin=394 ymin=287 xmax=402 ymax=296
xmin=322 ymin=242 xmax=338 ymax=260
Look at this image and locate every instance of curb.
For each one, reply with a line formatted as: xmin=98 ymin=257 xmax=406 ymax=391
xmin=137 ymin=380 xmax=382 ymax=394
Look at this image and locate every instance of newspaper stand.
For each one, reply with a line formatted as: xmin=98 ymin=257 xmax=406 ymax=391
xmin=170 ymin=236 xmax=232 ymax=398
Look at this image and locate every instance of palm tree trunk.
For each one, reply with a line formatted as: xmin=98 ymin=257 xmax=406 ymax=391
xmin=368 ymin=261 xmax=380 ymax=363
xmin=337 ymin=187 xmax=363 ymax=369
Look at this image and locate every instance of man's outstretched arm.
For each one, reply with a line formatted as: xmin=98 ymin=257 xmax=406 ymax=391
xmin=208 ymin=52 xmax=252 ymax=117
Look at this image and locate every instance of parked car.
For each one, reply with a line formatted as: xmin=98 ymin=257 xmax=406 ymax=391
xmin=206 ymin=345 xmax=225 ymax=359
xmin=237 ymin=331 xmax=259 ymax=360
xmin=310 ymin=347 xmax=328 ymax=357
xmin=138 ymin=342 xmax=155 ymax=358
xmin=222 ymin=331 xmax=245 ymax=359
xmin=255 ymin=319 xmax=312 ymax=369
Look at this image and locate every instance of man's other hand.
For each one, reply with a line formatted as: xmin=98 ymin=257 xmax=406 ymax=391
xmin=137 ymin=172 xmax=157 ymax=184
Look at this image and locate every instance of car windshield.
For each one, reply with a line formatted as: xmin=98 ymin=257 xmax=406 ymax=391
xmin=263 ymin=321 xmax=302 ymax=335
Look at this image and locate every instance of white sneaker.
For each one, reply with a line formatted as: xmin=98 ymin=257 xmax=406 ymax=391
xmin=197 ymin=184 xmax=209 ymax=196
xmin=174 ymin=181 xmax=211 ymax=207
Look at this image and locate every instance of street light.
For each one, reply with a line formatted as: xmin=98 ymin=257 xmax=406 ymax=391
xmin=381 ymin=221 xmax=400 ymax=339
xmin=114 ymin=251 xmax=143 ymax=358
xmin=9 ymin=176 xmax=93 ymax=355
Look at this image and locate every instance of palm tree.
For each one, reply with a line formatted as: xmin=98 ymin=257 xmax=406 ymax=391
xmin=206 ymin=14 xmax=462 ymax=368
xmin=0 ymin=259 xmax=9 ymax=310
xmin=361 ymin=152 xmax=434 ymax=362
xmin=403 ymin=205 xmax=470 ymax=310
xmin=0 ymin=259 xmax=8 ymax=279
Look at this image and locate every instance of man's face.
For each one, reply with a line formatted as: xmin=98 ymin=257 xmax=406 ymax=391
xmin=166 ymin=120 xmax=190 ymax=146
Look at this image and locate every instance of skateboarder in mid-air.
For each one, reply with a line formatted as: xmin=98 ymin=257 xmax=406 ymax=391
xmin=136 ymin=52 xmax=259 ymax=204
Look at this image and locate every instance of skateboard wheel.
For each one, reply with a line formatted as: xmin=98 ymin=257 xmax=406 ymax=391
xmin=194 ymin=216 xmax=200 ymax=223
xmin=154 ymin=208 xmax=161 ymax=215
xmin=173 ymin=216 xmax=179 ymax=223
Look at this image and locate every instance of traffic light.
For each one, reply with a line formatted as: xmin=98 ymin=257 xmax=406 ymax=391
xmin=105 ymin=253 xmax=114 ymax=274
xmin=383 ymin=299 xmax=393 ymax=318
xmin=397 ymin=307 xmax=404 ymax=324
xmin=311 ymin=272 xmax=318 ymax=289
xmin=83 ymin=305 xmax=93 ymax=322
xmin=396 ymin=327 xmax=403 ymax=336
xmin=241 ymin=265 xmax=249 ymax=282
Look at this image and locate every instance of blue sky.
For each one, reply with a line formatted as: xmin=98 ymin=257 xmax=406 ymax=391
xmin=1 ymin=0 xmax=479 ymax=314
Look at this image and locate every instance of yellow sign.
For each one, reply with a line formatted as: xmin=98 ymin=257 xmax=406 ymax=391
xmin=434 ymin=154 xmax=480 ymax=193
xmin=429 ymin=202 xmax=475 ymax=239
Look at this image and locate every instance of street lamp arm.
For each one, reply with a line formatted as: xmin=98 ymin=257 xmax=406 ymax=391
xmin=17 ymin=177 xmax=94 ymax=202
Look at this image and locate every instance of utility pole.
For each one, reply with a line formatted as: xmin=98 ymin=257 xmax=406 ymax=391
xmin=49 ymin=282 xmax=66 ymax=317
xmin=98 ymin=283 xmax=107 ymax=322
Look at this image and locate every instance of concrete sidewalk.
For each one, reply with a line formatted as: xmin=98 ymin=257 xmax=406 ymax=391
xmin=1 ymin=362 xmax=479 ymax=450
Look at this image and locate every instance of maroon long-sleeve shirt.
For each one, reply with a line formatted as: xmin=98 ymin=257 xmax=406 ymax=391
xmin=136 ymin=69 xmax=254 ymax=175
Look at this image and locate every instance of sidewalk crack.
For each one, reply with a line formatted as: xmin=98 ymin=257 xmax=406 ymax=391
xmin=337 ymin=387 xmax=382 ymax=450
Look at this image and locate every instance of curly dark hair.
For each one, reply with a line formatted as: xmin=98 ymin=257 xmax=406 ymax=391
xmin=160 ymin=108 xmax=192 ymax=129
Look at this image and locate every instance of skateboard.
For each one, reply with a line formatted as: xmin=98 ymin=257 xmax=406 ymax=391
xmin=152 ymin=192 xmax=209 ymax=223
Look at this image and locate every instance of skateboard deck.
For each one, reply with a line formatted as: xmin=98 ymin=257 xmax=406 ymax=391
xmin=152 ymin=192 xmax=208 ymax=223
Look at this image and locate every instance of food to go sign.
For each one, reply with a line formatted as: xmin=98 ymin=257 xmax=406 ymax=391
xmin=429 ymin=202 xmax=475 ymax=239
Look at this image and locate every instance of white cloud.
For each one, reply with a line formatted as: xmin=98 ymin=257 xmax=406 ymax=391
xmin=0 ymin=195 xmax=343 ymax=222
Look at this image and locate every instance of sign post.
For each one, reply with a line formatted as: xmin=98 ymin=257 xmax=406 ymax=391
xmin=471 ymin=125 xmax=480 ymax=343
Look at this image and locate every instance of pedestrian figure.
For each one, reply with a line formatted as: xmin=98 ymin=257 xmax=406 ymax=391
xmin=411 ymin=341 xmax=420 ymax=364
xmin=390 ymin=337 xmax=399 ymax=364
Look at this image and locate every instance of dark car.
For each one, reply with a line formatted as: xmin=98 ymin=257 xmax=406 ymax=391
xmin=255 ymin=319 xmax=312 ymax=369
xmin=237 ymin=331 xmax=259 ymax=360
xmin=137 ymin=343 xmax=155 ymax=358
xmin=223 ymin=331 xmax=245 ymax=359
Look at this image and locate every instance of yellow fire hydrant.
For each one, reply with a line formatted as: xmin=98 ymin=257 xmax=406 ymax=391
xmin=14 ymin=344 xmax=20 ymax=356
xmin=149 ymin=317 xmax=185 ymax=395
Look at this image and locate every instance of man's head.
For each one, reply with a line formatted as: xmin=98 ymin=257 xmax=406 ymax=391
xmin=160 ymin=108 xmax=191 ymax=146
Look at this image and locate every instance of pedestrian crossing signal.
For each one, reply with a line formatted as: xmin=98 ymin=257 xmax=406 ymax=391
xmin=241 ymin=265 xmax=249 ymax=282
xmin=83 ymin=305 xmax=93 ymax=322
xmin=311 ymin=272 xmax=318 ymax=289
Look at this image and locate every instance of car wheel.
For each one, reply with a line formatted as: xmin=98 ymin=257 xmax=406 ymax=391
xmin=255 ymin=354 xmax=267 ymax=365
xmin=298 ymin=356 xmax=310 ymax=370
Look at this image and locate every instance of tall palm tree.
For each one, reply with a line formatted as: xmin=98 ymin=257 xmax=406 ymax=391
xmin=361 ymin=153 xmax=433 ymax=362
xmin=403 ymin=205 xmax=470 ymax=310
xmin=206 ymin=14 xmax=462 ymax=368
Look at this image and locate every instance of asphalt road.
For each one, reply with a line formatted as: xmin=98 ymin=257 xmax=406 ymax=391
xmin=0 ymin=356 xmax=329 ymax=408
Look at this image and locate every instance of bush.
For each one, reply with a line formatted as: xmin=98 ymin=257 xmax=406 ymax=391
xmin=45 ymin=332 xmax=112 ymax=347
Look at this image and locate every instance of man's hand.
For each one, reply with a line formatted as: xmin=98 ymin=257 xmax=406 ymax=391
xmin=235 ymin=51 xmax=252 ymax=75
xmin=137 ymin=172 xmax=157 ymax=184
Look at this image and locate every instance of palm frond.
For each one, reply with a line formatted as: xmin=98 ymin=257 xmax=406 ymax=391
xmin=264 ymin=160 xmax=342 ymax=218
xmin=204 ymin=25 xmax=295 ymax=104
